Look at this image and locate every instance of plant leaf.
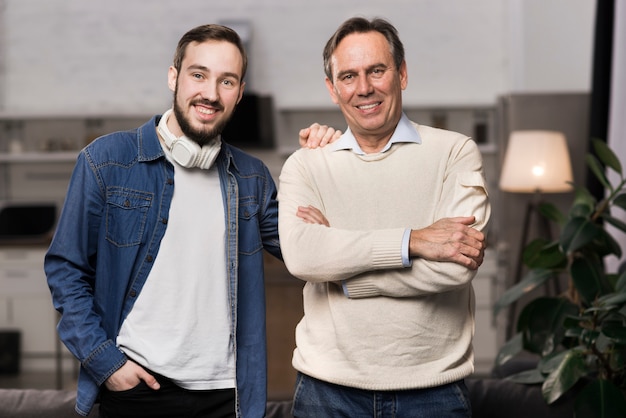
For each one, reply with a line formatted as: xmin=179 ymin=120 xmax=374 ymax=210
xmin=563 ymin=314 xmax=587 ymax=339
xmin=612 ymin=193 xmax=626 ymax=211
xmin=518 ymin=297 xmax=579 ymax=356
xmin=506 ymin=368 xmax=546 ymax=384
xmin=493 ymin=269 xmax=553 ymax=315
xmin=523 ymin=239 xmax=567 ymax=269
xmin=574 ymin=379 xmax=626 ymax=418
xmin=598 ymin=291 xmax=626 ymax=307
xmin=601 ymin=320 xmax=626 ymax=344
xmin=538 ymin=202 xmax=567 ymax=225
xmin=560 ymin=217 xmax=602 ymax=254
xmin=570 ymin=185 xmax=597 ymax=216
xmin=542 ymin=349 xmax=587 ymax=404
xmin=603 ymin=213 xmax=626 ymax=235
xmin=570 ymin=202 xmax=594 ymax=218
xmin=587 ymin=154 xmax=612 ymax=191
xmin=595 ymin=332 xmax=612 ymax=352
xmin=495 ymin=332 xmax=523 ymax=367
xmin=593 ymin=138 xmax=623 ymax=176
xmin=538 ymin=350 xmax=569 ymax=374
xmin=570 ymin=256 xmax=606 ymax=305
xmin=616 ymin=270 xmax=626 ymax=291
xmin=594 ymin=228 xmax=623 ymax=258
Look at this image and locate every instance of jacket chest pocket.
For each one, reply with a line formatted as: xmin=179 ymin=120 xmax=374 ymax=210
xmin=105 ymin=188 xmax=153 ymax=247
xmin=238 ymin=200 xmax=262 ymax=255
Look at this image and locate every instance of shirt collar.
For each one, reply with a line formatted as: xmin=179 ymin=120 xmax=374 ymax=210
xmin=330 ymin=113 xmax=421 ymax=155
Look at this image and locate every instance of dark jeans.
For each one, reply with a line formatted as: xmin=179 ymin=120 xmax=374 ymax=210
xmin=292 ymin=372 xmax=471 ymax=418
xmin=99 ymin=371 xmax=235 ymax=418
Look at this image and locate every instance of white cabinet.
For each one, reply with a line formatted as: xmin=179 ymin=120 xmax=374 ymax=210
xmin=2 ymin=158 xmax=76 ymax=203
xmin=0 ymin=247 xmax=61 ymax=372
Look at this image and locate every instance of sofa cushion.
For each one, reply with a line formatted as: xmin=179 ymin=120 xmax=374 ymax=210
xmin=0 ymin=381 xmax=576 ymax=418
xmin=0 ymin=388 xmax=97 ymax=417
xmin=467 ymin=378 xmax=574 ymax=418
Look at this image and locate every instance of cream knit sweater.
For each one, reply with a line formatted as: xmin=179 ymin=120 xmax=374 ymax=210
xmin=278 ymin=121 xmax=491 ymax=391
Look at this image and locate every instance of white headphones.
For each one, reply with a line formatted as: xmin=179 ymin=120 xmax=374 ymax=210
xmin=157 ymin=108 xmax=221 ymax=169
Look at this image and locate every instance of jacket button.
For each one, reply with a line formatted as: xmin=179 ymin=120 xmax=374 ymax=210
xmin=161 ymin=218 xmax=168 ymax=224
xmin=167 ymin=178 xmax=174 ymax=185
xmin=146 ymin=255 xmax=154 ymax=262
xmin=129 ymin=290 xmax=137 ymax=297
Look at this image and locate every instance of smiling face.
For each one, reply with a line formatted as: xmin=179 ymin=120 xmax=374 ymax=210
xmin=167 ymin=40 xmax=245 ymax=145
xmin=325 ymin=31 xmax=407 ymax=152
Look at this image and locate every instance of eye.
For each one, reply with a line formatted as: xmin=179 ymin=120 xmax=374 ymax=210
xmin=339 ymin=73 xmax=355 ymax=83
xmin=221 ymin=78 xmax=238 ymax=88
xmin=371 ymin=68 xmax=386 ymax=78
xmin=192 ymin=73 xmax=204 ymax=80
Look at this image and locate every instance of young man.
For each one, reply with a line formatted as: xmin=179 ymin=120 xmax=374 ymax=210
xmin=278 ymin=17 xmax=491 ymax=417
xmin=45 ymin=24 xmax=336 ymax=418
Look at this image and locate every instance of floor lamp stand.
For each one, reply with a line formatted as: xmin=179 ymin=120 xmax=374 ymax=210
xmin=505 ymin=191 xmax=559 ymax=340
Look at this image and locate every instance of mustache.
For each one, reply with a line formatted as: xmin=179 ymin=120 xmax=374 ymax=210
xmin=192 ymin=99 xmax=224 ymax=112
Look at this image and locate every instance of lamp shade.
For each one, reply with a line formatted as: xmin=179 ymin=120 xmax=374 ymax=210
xmin=499 ymin=130 xmax=574 ymax=193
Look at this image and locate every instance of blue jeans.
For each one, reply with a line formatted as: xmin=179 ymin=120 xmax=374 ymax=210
xmin=292 ymin=372 xmax=471 ymax=418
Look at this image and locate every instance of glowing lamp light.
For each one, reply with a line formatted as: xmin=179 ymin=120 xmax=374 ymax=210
xmin=499 ymin=130 xmax=573 ymax=193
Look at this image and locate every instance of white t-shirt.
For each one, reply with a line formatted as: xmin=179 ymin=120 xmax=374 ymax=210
xmin=117 ymin=152 xmax=235 ymax=390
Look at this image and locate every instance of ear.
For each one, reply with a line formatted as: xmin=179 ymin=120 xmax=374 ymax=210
xmin=167 ymin=66 xmax=178 ymax=92
xmin=399 ymin=60 xmax=408 ymax=90
xmin=325 ymin=77 xmax=339 ymax=105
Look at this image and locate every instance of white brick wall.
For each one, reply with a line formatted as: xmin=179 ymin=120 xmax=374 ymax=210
xmin=0 ymin=0 xmax=594 ymax=115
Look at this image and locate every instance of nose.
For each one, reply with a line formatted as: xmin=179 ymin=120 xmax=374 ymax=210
xmin=356 ymin=74 xmax=374 ymax=96
xmin=200 ymin=80 xmax=220 ymax=103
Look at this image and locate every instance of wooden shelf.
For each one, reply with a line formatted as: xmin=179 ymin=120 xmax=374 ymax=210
xmin=0 ymin=152 xmax=78 ymax=163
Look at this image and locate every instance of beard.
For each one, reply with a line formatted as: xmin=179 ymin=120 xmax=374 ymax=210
xmin=172 ymin=87 xmax=234 ymax=147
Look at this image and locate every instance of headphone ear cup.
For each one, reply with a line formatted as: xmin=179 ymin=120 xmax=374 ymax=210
xmin=196 ymin=141 xmax=221 ymax=169
xmin=157 ymin=110 xmax=220 ymax=169
xmin=170 ymin=138 xmax=202 ymax=168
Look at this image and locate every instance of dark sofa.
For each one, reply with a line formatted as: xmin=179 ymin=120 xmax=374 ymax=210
xmin=0 ymin=378 xmax=574 ymax=418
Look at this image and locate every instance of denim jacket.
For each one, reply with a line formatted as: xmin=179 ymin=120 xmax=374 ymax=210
xmin=44 ymin=116 xmax=281 ymax=417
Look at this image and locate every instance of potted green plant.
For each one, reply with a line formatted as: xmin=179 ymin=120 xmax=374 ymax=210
xmin=494 ymin=139 xmax=626 ymax=418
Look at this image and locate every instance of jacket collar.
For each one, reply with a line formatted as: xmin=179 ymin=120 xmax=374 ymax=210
xmin=137 ymin=115 xmax=166 ymax=162
xmin=139 ymin=114 xmax=240 ymax=172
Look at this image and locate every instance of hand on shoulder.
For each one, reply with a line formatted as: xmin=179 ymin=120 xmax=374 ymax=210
xmin=299 ymin=123 xmax=342 ymax=148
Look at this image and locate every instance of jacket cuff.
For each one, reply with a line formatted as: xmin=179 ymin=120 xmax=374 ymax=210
xmin=82 ymin=339 xmax=127 ymax=386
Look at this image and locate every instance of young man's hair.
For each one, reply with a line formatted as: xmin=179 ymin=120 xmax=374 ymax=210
xmin=323 ymin=17 xmax=405 ymax=81
xmin=173 ymin=24 xmax=248 ymax=80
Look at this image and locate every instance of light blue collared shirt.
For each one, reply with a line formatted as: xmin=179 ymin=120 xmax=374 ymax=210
xmin=332 ymin=113 xmax=421 ymax=268
xmin=331 ymin=112 xmax=421 ymax=155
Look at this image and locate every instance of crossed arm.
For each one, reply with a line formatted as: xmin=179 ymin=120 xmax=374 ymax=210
xmin=297 ymin=205 xmax=485 ymax=270
xmin=297 ymin=126 xmax=485 ymax=270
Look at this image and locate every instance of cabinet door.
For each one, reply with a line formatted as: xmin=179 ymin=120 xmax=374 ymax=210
xmin=11 ymin=295 xmax=57 ymax=354
xmin=8 ymin=162 xmax=74 ymax=201
xmin=0 ymin=247 xmax=49 ymax=295
xmin=0 ymin=247 xmax=59 ymax=372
